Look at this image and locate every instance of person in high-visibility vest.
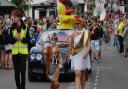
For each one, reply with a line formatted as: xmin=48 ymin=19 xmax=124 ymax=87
xmin=117 ymin=18 xmax=125 ymax=53
xmin=10 ymin=10 xmax=30 ymax=89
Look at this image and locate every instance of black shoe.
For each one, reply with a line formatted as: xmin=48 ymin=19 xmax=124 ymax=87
xmin=88 ymin=69 xmax=92 ymax=74
xmin=96 ymin=60 xmax=100 ymax=63
xmin=20 ymin=86 xmax=25 ymax=89
xmin=20 ymin=87 xmax=25 ymax=89
xmin=17 ymin=87 xmax=25 ymax=89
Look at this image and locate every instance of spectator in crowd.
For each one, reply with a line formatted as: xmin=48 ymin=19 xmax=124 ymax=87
xmin=117 ymin=18 xmax=125 ymax=54
xmin=42 ymin=17 xmax=47 ymax=32
xmin=4 ymin=18 xmax=13 ymax=69
xmin=123 ymin=19 xmax=128 ymax=57
xmin=0 ymin=16 xmax=4 ymax=24
xmin=47 ymin=15 xmax=56 ymax=29
xmin=27 ymin=18 xmax=36 ymax=51
xmin=27 ymin=18 xmax=35 ymax=38
xmin=90 ymin=21 xmax=100 ymax=62
xmin=98 ymin=21 xmax=104 ymax=59
xmin=0 ymin=24 xmax=5 ymax=69
xmin=113 ymin=15 xmax=119 ymax=48
xmin=103 ymin=29 xmax=111 ymax=48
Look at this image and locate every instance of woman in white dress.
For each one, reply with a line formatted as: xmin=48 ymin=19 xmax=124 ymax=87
xmin=69 ymin=18 xmax=91 ymax=89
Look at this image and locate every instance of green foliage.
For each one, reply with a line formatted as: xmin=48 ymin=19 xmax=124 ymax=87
xmin=11 ymin=0 xmax=32 ymax=12
xmin=75 ymin=5 xmax=82 ymax=16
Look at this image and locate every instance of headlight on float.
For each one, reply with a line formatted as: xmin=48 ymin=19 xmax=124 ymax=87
xmin=36 ymin=54 xmax=42 ymax=61
xmin=30 ymin=54 xmax=36 ymax=60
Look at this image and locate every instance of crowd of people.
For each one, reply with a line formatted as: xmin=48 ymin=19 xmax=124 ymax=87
xmin=112 ymin=12 xmax=128 ymax=57
xmin=0 ymin=9 xmax=61 ymax=89
xmin=0 ymin=13 xmax=58 ymax=69
xmin=0 ymin=17 xmax=13 ymax=69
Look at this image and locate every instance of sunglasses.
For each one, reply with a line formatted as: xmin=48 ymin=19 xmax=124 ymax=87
xmin=76 ymin=23 xmax=80 ymax=25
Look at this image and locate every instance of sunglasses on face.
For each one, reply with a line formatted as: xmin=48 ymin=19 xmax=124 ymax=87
xmin=76 ymin=23 xmax=80 ymax=25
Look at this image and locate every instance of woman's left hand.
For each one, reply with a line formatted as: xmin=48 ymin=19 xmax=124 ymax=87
xmin=59 ymin=64 xmax=63 ymax=68
xmin=83 ymin=53 xmax=88 ymax=59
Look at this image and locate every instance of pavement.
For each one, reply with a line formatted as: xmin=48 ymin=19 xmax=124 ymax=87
xmin=0 ymin=45 xmax=128 ymax=89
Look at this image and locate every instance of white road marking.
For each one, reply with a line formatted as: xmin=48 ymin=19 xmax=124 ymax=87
xmin=94 ymin=83 xmax=98 ymax=86
xmin=67 ymin=86 xmax=75 ymax=89
xmin=97 ymin=69 xmax=100 ymax=72
xmin=96 ymin=75 xmax=99 ymax=78
xmin=70 ymin=82 xmax=75 ymax=84
xmin=94 ymin=87 xmax=97 ymax=89
xmin=99 ymin=66 xmax=113 ymax=69
xmin=67 ymin=82 xmax=89 ymax=89
xmin=97 ymin=67 xmax=100 ymax=69
xmin=88 ymin=82 xmax=92 ymax=85
xmin=67 ymin=66 xmax=101 ymax=89
xmin=92 ymin=67 xmax=100 ymax=89
xmin=96 ymin=72 xmax=99 ymax=75
xmin=85 ymin=85 xmax=89 ymax=89
xmin=95 ymin=79 xmax=98 ymax=82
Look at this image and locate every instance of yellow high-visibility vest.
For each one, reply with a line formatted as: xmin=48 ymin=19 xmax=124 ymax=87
xmin=118 ymin=21 xmax=125 ymax=37
xmin=12 ymin=28 xmax=28 ymax=55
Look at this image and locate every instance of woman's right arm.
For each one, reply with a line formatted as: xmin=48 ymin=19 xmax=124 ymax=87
xmin=67 ymin=33 xmax=74 ymax=61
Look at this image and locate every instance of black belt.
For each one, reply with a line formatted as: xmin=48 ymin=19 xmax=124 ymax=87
xmin=50 ymin=59 xmax=59 ymax=64
xmin=72 ymin=53 xmax=77 ymax=56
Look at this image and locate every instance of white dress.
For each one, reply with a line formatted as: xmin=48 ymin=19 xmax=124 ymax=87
xmin=71 ymin=47 xmax=90 ymax=70
xmin=71 ymin=29 xmax=91 ymax=71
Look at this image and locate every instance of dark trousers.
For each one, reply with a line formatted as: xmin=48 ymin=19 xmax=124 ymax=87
xmin=114 ymin=35 xmax=119 ymax=47
xmin=12 ymin=54 xmax=27 ymax=89
xmin=118 ymin=35 xmax=124 ymax=53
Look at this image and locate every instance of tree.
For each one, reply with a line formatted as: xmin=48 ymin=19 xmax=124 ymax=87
xmin=11 ymin=0 xmax=32 ymax=12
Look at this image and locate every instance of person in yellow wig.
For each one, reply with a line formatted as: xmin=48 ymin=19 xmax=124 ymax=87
xmin=57 ymin=0 xmax=77 ymax=30
xmin=68 ymin=17 xmax=91 ymax=89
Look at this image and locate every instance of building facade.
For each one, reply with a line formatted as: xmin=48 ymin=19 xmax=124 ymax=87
xmin=0 ymin=0 xmax=15 ymax=18
xmin=26 ymin=0 xmax=56 ymax=19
